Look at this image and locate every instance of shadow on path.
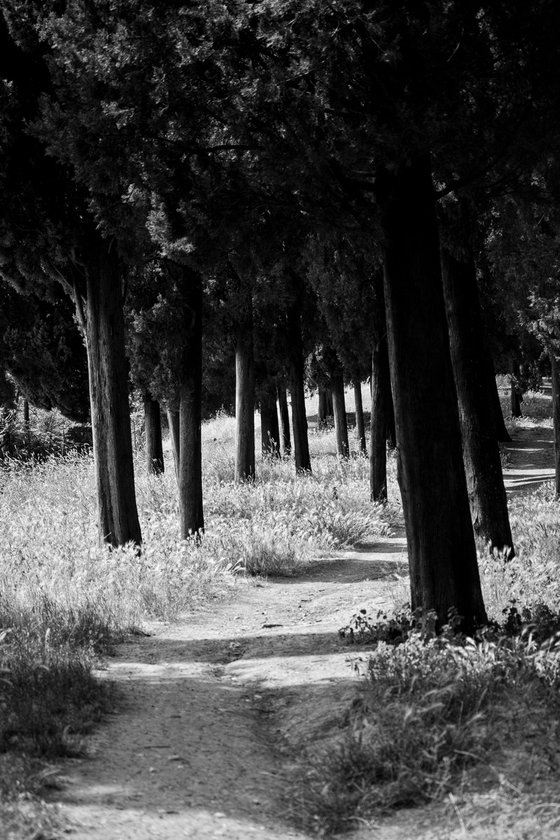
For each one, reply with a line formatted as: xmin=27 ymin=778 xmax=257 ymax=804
xmin=502 ymin=424 xmax=555 ymax=497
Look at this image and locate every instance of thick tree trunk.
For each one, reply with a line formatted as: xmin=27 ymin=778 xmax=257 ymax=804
xmin=177 ymin=269 xmax=204 ymax=538
xmin=287 ymin=305 xmax=311 ymax=473
xmin=551 ymin=353 xmax=560 ymax=498
xmin=370 ymin=274 xmax=393 ymax=502
xmin=378 ymin=156 xmax=486 ymax=633
xmin=331 ymin=371 xmax=349 ymax=458
xmin=277 ymin=385 xmax=291 ymax=456
xmin=143 ymin=393 xmax=164 ymax=475
xmin=167 ymin=408 xmax=180 ymax=480
xmin=353 ymin=379 xmax=367 ymax=454
xmin=85 ymin=248 xmax=141 ymax=547
xmin=318 ymin=386 xmax=333 ymax=426
xmin=440 ymin=207 xmax=514 ymax=557
xmin=235 ymin=298 xmax=255 ymax=482
xmin=259 ymin=379 xmax=280 ymax=456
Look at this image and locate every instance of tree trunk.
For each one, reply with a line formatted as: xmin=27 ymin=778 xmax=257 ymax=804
xmin=370 ymin=341 xmax=391 ymax=503
xmin=318 ymin=386 xmax=333 ymax=426
xmin=440 ymin=205 xmax=514 ymax=557
xmin=551 ymin=353 xmax=560 ymax=498
xmin=353 ymin=379 xmax=367 ymax=454
xmin=235 ymin=298 xmax=255 ymax=482
xmin=177 ymin=269 xmax=204 ymax=538
xmin=277 ymin=384 xmax=291 ymax=456
xmin=510 ymin=376 xmax=523 ymax=417
xmin=377 ymin=155 xmax=486 ymax=633
xmin=331 ymin=371 xmax=349 ymax=458
xmin=167 ymin=408 xmax=180 ymax=480
xmin=370 ymin=273 xmax=393 ymax=502
xmin=260 ymin=379 xmax=280 ymax=456
xmin=85 ymin=247 xmax=141 ymax=547
xmin=143 ymin=393 xmax=164 ymax=475
xmin=486 ymin=353 xmax=511 ymax=442
xmin=287 ymin=305 xmax=311 ymax=473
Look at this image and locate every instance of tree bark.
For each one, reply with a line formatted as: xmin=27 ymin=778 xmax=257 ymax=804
xmin=331 ymin=370 xmax=349 ymax=458
xmin=370 ymin=341 xmax=391 ymax=503
xmin=85 ymin=247 xmax=142 ymax=547
xmin=235 ymin=296 xmax=255 ymax=482
xmin=277 ymin=384 xmax=291 ymax=456
xmin=318 ymin=386 xmax=333 ymax=426
xmin=287 ymin=305 xmax=311 ymax=473
xmin=486 ymin=352 xmax=511 ymax=442
xmin=353 ymin=379 xmax=367 ymax=454
xmin=143 ymin=393 xmax=164 ymax=475
xmin=177 ymin=269 xmax=204 ymax=538
xmin=167 ymin=408 xmax=180 ymax=480
xmin=377 ymin=155 xmax=486 ymax=633
xmin=551 ymin=353 xmax=560 ymax=498
xmin=259 ymin=378 xmax=280 ymax=456
xmin=440 ymin=206 xmax=514 ymax=557
xmin=370 ymin=273 xmax=393 ymax=502
xmin=510 ymin=376 xmax=523 ymax=417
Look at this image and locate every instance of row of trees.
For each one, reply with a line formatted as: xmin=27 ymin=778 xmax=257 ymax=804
xmin=2 ymin=2 xmax=560 ymax=633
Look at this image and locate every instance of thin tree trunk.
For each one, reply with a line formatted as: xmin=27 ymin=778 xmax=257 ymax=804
xmin=370 ymin=341 xmax=391 ymax=503
xmin=353 ymin=379 xmax=367 ymax=454
xmin=167 ymin=408 xmax=180 ymax=481
xmin=177 ymin=268 xmax=204 ymax=538
xmin=370 ymin=273 xmax=392 ymax=502
xmin=260 ymin=379 xmax=280 ymax=456
xmin=144 ymin=393 xmax=164 ymax=475
xmin=318 ymin=386 xmax=333 ymax=426
xmin=287 ymin=305 xmax=311 ymax=473
xmin=85 ymin=247 xmax=141 ymax=547
xmin=377 ymin=155 xmax=486 ymax=634
xmin=551 ymin=353 xmax=560 ymax=497
xmin=440 ymin=204 xmax=514 ymax=557
xmin=510 ymin=376 xmax=523 ymax=417
xmin=331 ymin=371 xmax=349 ymax=458
xmin=277 ymin=385 xmax=291 ymax=456
xmin=235 ymin=298 xmax=255 ymax=482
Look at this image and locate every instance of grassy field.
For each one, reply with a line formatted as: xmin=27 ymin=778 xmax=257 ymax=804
xmin=1 ymin=389 xmax=560 ymax=837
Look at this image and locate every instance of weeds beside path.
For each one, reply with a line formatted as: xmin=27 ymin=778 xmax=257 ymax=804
xmin=47 ymin=536 xmax=407 ymax=839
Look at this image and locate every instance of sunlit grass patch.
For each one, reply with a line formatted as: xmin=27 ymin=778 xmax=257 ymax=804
xmin=480 ymin=481 xmax=560 ymax=621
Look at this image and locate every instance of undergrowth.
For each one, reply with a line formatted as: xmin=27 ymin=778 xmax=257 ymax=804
xmin=296 ymin=610 xmax=560 ymax=836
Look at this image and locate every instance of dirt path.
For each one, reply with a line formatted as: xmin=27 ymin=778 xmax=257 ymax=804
xmin=52 ymin=423 xmax=556 ymax=839
xmin=53 ymin=536 xmax=407 ymax=839
xmin=501 ymin=422 xmax=555 ymax=495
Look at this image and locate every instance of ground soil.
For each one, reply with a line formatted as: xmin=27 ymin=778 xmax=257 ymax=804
xmin=48 ymin=421 xmax=558 ymax=840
